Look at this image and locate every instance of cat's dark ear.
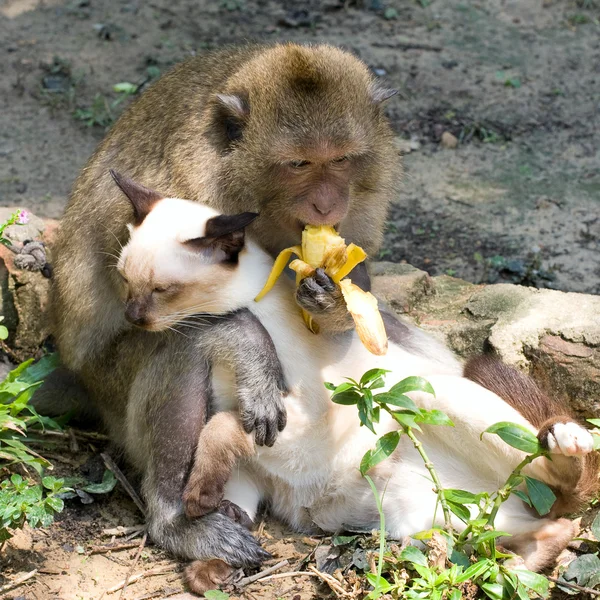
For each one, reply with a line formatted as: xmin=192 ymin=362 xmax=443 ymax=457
xmin=110 ymin=169 xmax=163 ymax=225
xmin=185 ymin=212 xmax=259 ymax=262
xmin=205 ymin=91 xmax=250 ymax=154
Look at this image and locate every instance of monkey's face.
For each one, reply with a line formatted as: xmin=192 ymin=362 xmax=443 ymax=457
xmin=112 ymin=175 xmax=259 ymax=331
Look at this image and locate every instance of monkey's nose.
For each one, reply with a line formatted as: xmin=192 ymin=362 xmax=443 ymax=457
xmin=313 ymin=203 xmax=332 ymax=216
xmin=125 ymin=302 xmax=149 ymax=327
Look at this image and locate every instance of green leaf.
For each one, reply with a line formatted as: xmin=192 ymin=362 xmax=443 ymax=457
xmin=480 ymin=583 xmax=504 ymax=600
xmin=113 ymin=82 xmax=138 ymax=94
xmin=449 ymin=589 xmax=462 ymax=600
xmin=0 ymin=325 xmax=8 ymax=341
xmin=524 ymin=476 xmax=556 ymax=516
xmin=330 ymin=390 xmax=361 ymax=405
xmin=510 ymin=568 xmax=549 ymax=596
xmin=470 ymin=530 xmax=511 ymax=545
xmin=360 ymin=431 xmax=400 ymax=476
xmin=443 ymin=489 xmax=480 ymax=505
xmin=360 ymin=369 xmax=390 ymax=386
xmin=365 ymin=573 xmax=394 ymax=596
xmin=391 ymin=411 xmax=422 ymax=432
xmin=399 ymin=545 xmax=428 ymax=567
xmin=592 ymin=511 xmax=600 ymax=541
xmin=332 ymin=534 xmax=358 ymax=546
xmin=17 ymin=353 xmax=59 ymax=385
xmin=357 ymin=398 xmax=376 ymax=434
xmin=587 ymin=418 xmax=600 ymax=427
xmin=204 ymin=591 xmax=230 ymax=600
xmin=593 ymin=432 xmax=600 ymax=451
xmin=562 ymin=554 xmax=600 ymax=587
xmin=374 ymin=392 xmax=419 ymax=413
xmin=483 ymin=422 xmax=541 ymax=454
xmin=389 ymin=376 xmax=435 ymax=397
xmin=81 ymin=470 xmax=117 ymax=494
xmin=447 ymin=500 xmax=471 ymax=523
xmin=456 ymin=559 xmax=493 ymax=583
xmin=45 ymin=496 xmax=64 ymax=513
xmin=416 ymin=409 xmax=454 ymax=427
xmin=449 ymin=549 xmax=471 ymax=569
xmin=511 ymin=489 xmax=532 ymax=507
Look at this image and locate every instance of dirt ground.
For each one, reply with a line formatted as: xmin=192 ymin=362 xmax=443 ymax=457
xmin=1 ymin=0 xmax=600 ymax=598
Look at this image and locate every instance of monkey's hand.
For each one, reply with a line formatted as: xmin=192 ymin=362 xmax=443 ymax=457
xmin=238 ymin=379 xmax=287 ymax=447
xmin=296 ymin=268 xmax=355 ymax=334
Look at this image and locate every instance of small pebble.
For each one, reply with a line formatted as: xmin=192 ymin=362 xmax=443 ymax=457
xmin=441 ymin=131 xmax=458 ymax=149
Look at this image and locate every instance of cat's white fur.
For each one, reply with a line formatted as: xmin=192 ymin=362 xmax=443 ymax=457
xmin=121 ymin=196 xmax=595 ymax=568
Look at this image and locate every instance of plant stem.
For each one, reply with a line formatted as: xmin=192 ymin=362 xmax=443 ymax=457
xmin=404 ymin=427 xmax=454 ymax=533
xmin=365 ymin=474 xmax=386 ymax=594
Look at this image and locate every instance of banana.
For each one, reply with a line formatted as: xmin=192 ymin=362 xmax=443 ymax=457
xmin=255 ymin=225 xmax=388 ymax=356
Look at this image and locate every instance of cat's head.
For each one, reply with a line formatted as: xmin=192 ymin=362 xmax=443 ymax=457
xmin=111 ymin=170 xmax=259 ymax=331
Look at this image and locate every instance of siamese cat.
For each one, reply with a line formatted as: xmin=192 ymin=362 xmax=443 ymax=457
xmin=115 ymin=174 xmax=598 ymax=593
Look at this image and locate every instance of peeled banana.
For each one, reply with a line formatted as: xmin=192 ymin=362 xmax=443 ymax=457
xmin=255 ymin=226 xmax=388 ymax=356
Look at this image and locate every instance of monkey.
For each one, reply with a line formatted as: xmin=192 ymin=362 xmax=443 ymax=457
xmin=107 ymin=188 xmax=598 ymax=594
xmin=48 ymin=42 xmax=467 ymax=576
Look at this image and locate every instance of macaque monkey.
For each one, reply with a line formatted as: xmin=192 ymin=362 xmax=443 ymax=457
xmin=50 ymin=43 xmax=431 ymax=576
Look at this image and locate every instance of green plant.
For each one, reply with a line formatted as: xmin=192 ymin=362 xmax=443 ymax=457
xmin=326 ymin=370 xmax=600 ymax=599
xmin=0 ymin=208 xmax=29 ymax=247
xmin=0 ymin=354 xmax=71 ymax=545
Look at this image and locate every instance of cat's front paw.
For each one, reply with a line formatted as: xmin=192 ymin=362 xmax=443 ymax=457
xmin=539 ymin=420 xmax=594 ymax=456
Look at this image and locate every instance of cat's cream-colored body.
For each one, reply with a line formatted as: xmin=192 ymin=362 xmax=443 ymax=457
xmin=210 ymin=237 xmax=593 ymax=560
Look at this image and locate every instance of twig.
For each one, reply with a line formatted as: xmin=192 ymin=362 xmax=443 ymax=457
xmin=237 ymin=559 xmax=289 ymax=587
xmin=102 ymin=525 xmax=146 ymax=537
xmin=68 ymin=427 xmax=79 ymax=453
xmin=119 ymin=531 xmax=148 ymax=600
xmin=0 ymin=569 xmax=38 ymax=594
xmin=106 ymin=564 xmax=175 ymax=594
xmin=38 ymin=428 xmax=109 ymax=441
xmin=547 ymin=576 xmax=600 ymax=597
xmin=278 ymin=583 xmax=302 ymax=597
xmin=245 ymin=571 xmax=318 ymax=583
xmin=101 ymin=452 xmax=146 ymax=516
xmin=0 ymin=340 xmax=27 ymax=363
xmin=90 ymin=542 xmax=143 ymax=555
xmin=307 ymin=566 xmax=353 ymax=598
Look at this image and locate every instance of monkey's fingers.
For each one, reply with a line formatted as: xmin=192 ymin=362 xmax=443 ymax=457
xmin=340 ymin=279 xmax=388 ymax=356
xmin=255 ymin=244 xmax=302 ymax=301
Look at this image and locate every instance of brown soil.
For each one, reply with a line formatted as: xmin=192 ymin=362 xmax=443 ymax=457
xmin=1 ymin=0 xmax=600 ymax=597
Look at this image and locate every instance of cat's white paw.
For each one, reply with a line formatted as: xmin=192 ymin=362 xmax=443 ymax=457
xmin=546 ymin=422 xmax=594 ymax=456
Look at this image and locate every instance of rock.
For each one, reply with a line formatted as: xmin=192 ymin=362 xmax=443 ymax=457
xmin=0 ymin=208 xmax=58 ymax=356
xmin=440 ymin=131 xmax=458 ymax=149
xmin=373 ymin=270 xmax=600 ymax=417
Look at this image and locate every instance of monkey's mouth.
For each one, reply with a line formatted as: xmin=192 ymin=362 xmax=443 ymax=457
xmin=297 ymin=219 xmax=339 ymax=231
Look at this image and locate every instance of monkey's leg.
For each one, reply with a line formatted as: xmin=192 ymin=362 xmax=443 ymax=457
xmin=140 ymin=368 xmax=270 ymax=576
xmin=183 ymin=411 xmax=255 ymax=520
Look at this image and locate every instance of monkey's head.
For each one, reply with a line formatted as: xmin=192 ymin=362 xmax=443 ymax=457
xmin=110 ymin=170 xmax=259 ymax=331
xmin=205 ymin=44 xmax=398 ymax=256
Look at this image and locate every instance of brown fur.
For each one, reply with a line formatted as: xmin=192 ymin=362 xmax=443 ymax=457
xmin=185 ymin=559 xmax=236 ymax=595
xmin=183 ymin=411 xmax=254 ymax=519
xmin=464 ymin=355 xmax=600 ymax=514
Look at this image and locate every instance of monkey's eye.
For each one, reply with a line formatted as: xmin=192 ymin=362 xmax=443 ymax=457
xmin=332 ymin=155 xmax=350 ymax=164
xmin=288 ymin=160 xmax=311 ymax=169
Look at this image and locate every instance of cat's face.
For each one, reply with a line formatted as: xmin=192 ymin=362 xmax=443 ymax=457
xmin=111 ymin=170 xmax=258 ymax=331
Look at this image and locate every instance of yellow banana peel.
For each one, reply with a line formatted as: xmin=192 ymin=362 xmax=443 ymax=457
xmin=255 ymin=225 xmax=388 ymax=355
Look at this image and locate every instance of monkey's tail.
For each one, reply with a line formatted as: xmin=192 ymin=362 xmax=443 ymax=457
xmin=148 ymin=509 xmax=271 ymax=568
xmin=464 ymin=355 xmax=600 ymax=513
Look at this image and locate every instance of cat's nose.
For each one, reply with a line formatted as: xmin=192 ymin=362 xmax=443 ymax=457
xmin=125 ymin=300 xmax=149 ymax=327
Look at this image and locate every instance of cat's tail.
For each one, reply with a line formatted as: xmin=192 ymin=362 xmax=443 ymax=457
xmin=464 ymin=355 xmax=600 ymax=513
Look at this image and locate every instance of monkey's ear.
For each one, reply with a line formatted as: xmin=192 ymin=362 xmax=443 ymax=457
xmin=370 ymin=81 xmax=398 ymax=104
xmin=110 ymin=169 xmax=163 ymax=226
xmin=185 ymin=212 xmax=259 ymax=261
xmin=206 ymin=92 xmax=250 ymax=153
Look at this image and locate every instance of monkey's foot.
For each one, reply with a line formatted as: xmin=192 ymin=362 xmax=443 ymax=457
xmin=183 ymin=468 xmax=228 ymax=519
xmin=185 ymin=559 xmax=237 ymax=595
xmin=218 ymin=499 xmax=254 ymax=529
xmin=539 ymin=420 xmax=594 ymax=456
xmin=295 ymin=268 xmax=354 ymax=333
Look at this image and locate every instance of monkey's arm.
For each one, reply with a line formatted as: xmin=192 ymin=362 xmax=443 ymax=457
xmin=200 ymin=309 xmax=288 ymax=446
